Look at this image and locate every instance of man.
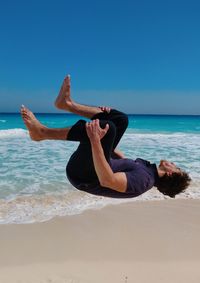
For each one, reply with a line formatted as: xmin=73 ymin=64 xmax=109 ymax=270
xmin=21 ymin=75 xmax=191 ymax=199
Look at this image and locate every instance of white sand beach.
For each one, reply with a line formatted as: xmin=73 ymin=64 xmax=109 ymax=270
xmin=0 ymin=199 xmax=200 ymax=283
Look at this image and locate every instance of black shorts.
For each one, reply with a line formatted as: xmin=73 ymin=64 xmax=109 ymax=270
xmin=66 ymin=109 xmax=128 ymax=184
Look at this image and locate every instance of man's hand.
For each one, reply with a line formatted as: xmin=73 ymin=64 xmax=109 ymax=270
xmin=86 ymin=119 xmax=109 ymax=142
xmin=99 ymin=106 xmax=111 ymax=113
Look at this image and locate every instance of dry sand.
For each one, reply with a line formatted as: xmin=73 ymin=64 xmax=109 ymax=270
xmin=0 ymin=199 xmax=200 ymax=283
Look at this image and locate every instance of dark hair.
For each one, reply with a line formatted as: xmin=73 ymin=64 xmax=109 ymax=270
xmin=157 ymin=171 xmax=191 ymax=198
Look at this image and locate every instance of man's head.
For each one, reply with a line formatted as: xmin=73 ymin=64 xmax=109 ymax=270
xmin=157 ymin=160 xmax=191 ymax=198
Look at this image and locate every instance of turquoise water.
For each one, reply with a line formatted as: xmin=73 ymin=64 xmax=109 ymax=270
xmin=0 ymin=113 xmax=200 ymax=224
xmin=1 ymin=113 xmax=200 ymax=133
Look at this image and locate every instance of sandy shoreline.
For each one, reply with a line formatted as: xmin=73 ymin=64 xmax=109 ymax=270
xmin=0 ymin=199 xmax=200 ymax=282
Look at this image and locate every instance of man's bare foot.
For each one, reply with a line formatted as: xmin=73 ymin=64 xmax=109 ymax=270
xmin=55 ymin=75 xmax=73 ymax=111
xmin=21 ymin=106 xmax=47 ymax=141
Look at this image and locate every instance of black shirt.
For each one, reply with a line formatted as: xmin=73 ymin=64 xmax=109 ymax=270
xmin=68 ymin=158 xmax=159 ymax=198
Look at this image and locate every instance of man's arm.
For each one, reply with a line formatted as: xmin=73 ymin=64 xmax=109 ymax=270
xmin=86 ymin=119 xmax=127 ymax=193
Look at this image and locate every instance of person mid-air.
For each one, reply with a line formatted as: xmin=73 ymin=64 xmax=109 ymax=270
xmin=21 ymin=75 xmax=191 ymax=199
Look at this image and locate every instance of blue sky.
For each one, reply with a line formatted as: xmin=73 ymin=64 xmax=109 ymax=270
xmin=0 ymin=0 xmax=200 ymax=114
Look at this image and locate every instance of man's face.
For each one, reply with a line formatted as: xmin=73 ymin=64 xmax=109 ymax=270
xmin=159 ymin=160 xmax=182 ymax=175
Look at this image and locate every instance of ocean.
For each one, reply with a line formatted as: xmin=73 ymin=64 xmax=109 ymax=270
xmin=0 ymin=113 xmax=200 ymax=224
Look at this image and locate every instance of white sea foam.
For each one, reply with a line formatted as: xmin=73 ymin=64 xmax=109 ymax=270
xmin=0 ymin=190 xmax=119 ymax=224
xmin=0 ymin=181 xmax=199 ymax=224
xmin=0 ymin=128 xmax=28 ymax=138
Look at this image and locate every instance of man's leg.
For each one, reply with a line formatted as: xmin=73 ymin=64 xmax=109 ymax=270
xmin=66 ymin=120 xmax=117 ymax=183
xmin=91 ymin=110 xmax=128 ymax=150
xmin=54 ymin=75 xmax=103 ymax=119
xmin=21 ymin=106 xmax=71 ymax=141
xmin=21 ymin=105 xmax=117 ymax=186
xmin=55 ymin=75 xmax=128 ymax=149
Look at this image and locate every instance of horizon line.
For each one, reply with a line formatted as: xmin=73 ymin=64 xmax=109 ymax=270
xmin=1 ymin=112 xmax=200 ymax=116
